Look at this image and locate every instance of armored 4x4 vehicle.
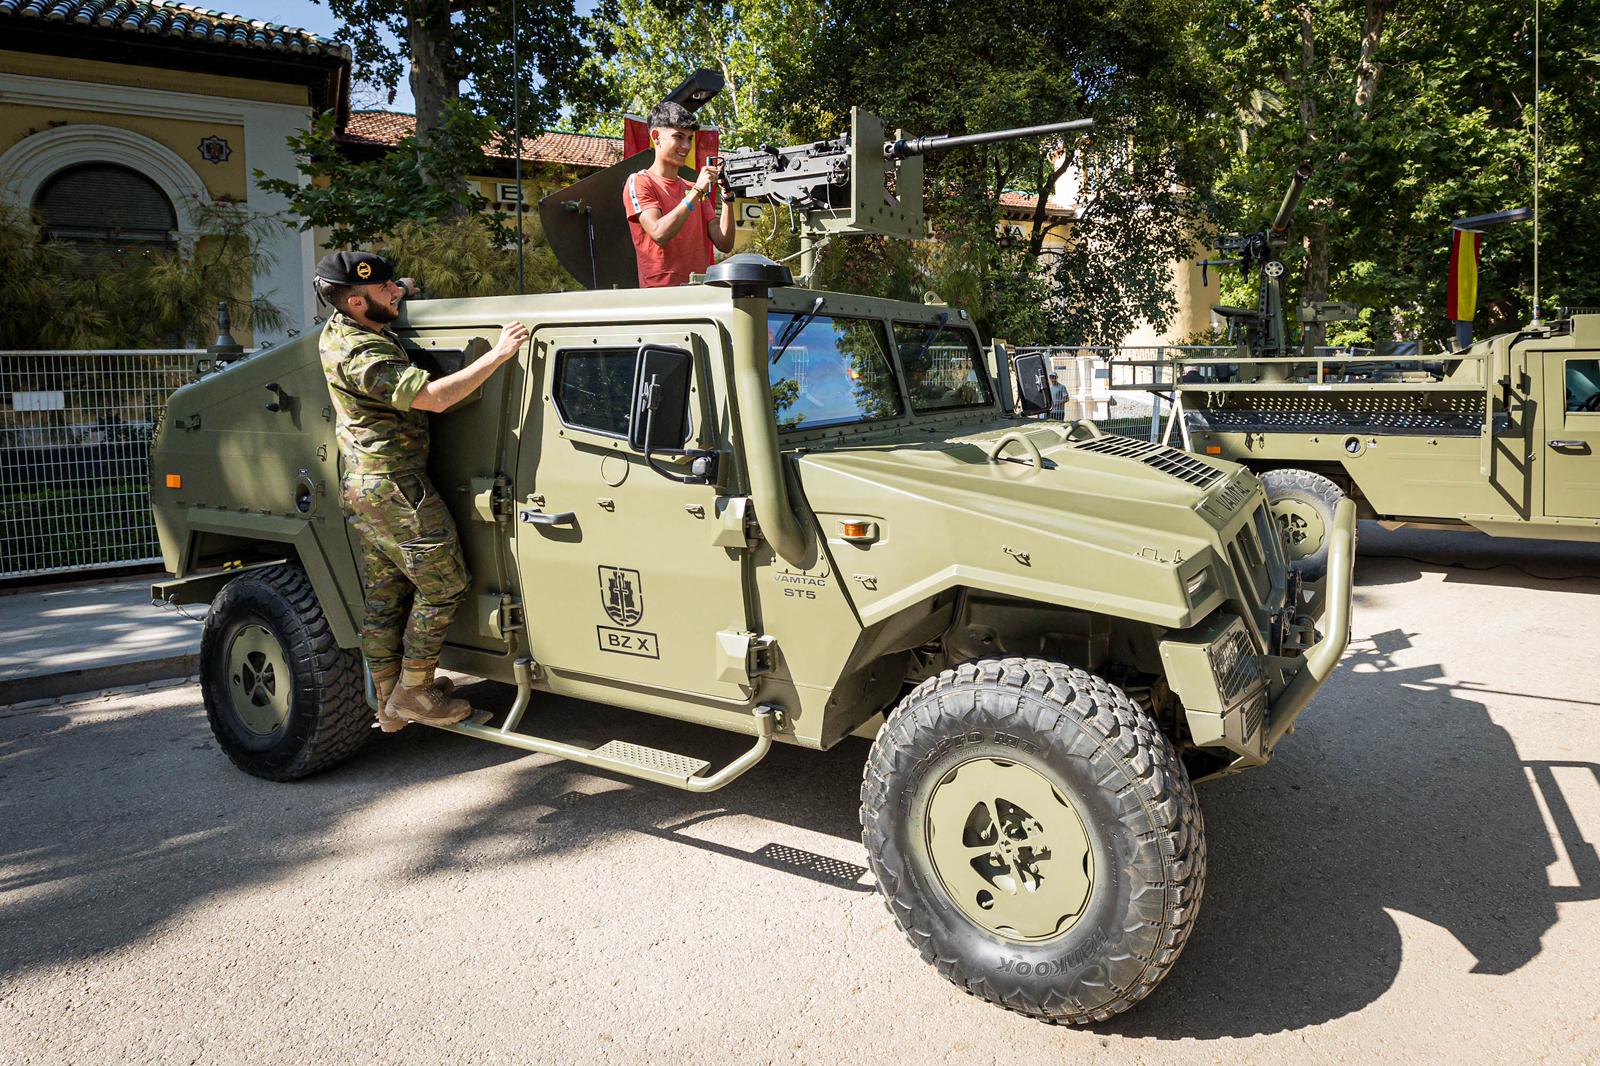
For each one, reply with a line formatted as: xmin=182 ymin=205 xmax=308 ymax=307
xmin=149 ymin=112 xmax=1355 ymax=1024
xmin=1159 ymin=315 xmax=1600 ymax=577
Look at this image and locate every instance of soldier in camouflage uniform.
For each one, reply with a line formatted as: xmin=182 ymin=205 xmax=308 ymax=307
xmin=313 ymin=251 xmax=528 ymax=729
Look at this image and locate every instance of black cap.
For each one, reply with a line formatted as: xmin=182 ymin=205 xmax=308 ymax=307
xmin=315 ymin=250 xmax=394 ymax=286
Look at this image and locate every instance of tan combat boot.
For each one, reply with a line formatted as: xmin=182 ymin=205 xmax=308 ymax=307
xmin=383 ymin=679 xmax=472 ymax=728
xmin=375 ymin=673 xmax=456 ymax=732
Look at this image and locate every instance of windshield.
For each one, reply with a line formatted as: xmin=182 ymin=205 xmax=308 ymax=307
xmin=892 ymin=322 xmax=992 ymax=411
xmin=767 ymin=313 xmax=903 ymax=430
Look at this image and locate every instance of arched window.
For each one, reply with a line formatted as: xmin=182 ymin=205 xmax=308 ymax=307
xmin=35 ymin=162 xmax=178 ymax=266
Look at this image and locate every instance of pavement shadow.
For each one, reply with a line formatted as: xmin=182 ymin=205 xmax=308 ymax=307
xmin=0 ymin=691 xmax=527 ymax=982
xmin=1355 ymin=523 xmax=1600 ymax=592
xmin=401 ymin=680 xmax=876 ymax=892
xmin=1107 ymin=626 xmax=1599 ymax=1038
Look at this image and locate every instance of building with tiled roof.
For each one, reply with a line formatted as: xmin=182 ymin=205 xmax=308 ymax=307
xmin=341 ymin=111 xmax=626 ymax=171
xmin=0 ymin=0 xmax=353 ymax=341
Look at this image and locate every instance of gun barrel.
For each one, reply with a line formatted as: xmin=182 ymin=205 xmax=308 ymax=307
xmin=884 ymin=117 xmax=1095 ymax=161
xmin=1270 ymin=160 xmax=1314 ymax=235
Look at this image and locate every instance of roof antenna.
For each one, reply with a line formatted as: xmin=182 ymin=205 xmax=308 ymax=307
xmin=1531 ymin=0 xmax=1543 ymax=325
xmin=512 ymin=0 xmax=525 ymax=294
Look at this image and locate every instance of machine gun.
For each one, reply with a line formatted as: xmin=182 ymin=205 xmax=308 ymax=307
xmin=1201 ymin=161 xmax=1313 ymax=364
xmin=715 ymin=113 xmax=1095 ymax=226
xmin=540 ymin=109 xmax=1094 ymax=290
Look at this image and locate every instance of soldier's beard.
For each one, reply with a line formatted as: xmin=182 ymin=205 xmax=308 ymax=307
xmin=363 ymin=300 xmax=399 ymax=324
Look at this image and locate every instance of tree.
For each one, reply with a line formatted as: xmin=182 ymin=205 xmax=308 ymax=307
xmin=0 ymin=202 xmax=284 ymax=349
xmin=317 ymin=0 xmax=611 ymax=188
xmin=256 ymin=104 xmax=495 ymax=247
xmin=1202 ymin=0 xmax=1600 ymax=346
xmin=786 ymin=0 xmax=1218 ymax=343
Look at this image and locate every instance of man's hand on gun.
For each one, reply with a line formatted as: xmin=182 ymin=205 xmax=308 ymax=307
xmin=693 ymin=159 xmax=724 ymax=201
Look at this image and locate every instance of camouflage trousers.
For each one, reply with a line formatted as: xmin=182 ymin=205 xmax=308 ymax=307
xmin=340 ymin=472 xmax=470 ymax=677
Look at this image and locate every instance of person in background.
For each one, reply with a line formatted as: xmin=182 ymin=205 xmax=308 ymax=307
xmin=1048 ymin=372 xmax=1069 ymax=420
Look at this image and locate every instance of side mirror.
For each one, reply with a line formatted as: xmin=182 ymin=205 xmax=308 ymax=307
xmin=1013 ymin=352 xmax=1051 ymax=416
xmin=628 ymin=345 xmax=694 ymax=454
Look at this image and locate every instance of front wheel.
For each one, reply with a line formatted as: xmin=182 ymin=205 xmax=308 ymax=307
xmin=861 ymin=658 xmax=1205 ymax=1024
xmin=1260 ymin=468 xmax=1347 ymax=581
xmin=200 ymin=564 xmax=370 ymax=781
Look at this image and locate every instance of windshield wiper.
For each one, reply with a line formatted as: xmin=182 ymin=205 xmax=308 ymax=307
xmin=912 ymin=311 xmax=951 ymax=365
xmin=771 ymin=297 xmax=826 ymax=364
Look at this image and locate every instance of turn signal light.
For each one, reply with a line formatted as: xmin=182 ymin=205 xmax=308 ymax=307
xmin=165 ymin=473 xmax=182 ymax=489
xmin=1205 ymin=446 xmax=1222 ymax=456
xmin=840 ymin=521 xmax=869 ymax=539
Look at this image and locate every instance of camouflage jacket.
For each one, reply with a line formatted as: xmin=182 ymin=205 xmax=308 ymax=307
xmin=319 ymin=311 xmax=432 ymax=475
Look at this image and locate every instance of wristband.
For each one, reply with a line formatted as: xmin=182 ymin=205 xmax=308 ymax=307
xmin=682 ymin=190 xmax=699 ymax=208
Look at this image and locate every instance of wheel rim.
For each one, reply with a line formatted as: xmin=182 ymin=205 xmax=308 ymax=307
xmin=924 ymin=757 xmax=1094 ymax=941
xmin=225 ymin=623 xmax=292 ymax=736
xmin=1272 ymin=497 xmax=1327 ymax=559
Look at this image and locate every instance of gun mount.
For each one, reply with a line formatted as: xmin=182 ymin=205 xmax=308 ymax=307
xmin=1202 ymin=161 xmax=1313 ymax=368
xmin=540 ymin=109 xmax=1094 ymax=290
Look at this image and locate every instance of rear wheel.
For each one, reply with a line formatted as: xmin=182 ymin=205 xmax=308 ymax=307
xmin=200 ymin=564 xmax=370 ymax=781
xmin=1260 ymin=468 xmax=1346 ymax=581
xmin=861 ymin=658 xmax=1205 ymax=1024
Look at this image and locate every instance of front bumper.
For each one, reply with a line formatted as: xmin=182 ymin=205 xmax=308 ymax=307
xmin=1159 ymin=498 xmax=1357 ymax=767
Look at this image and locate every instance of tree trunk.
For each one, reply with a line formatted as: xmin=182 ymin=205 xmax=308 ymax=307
xmin=408 ymin=1 xmax=463 ymax=198
xmin=1296 ymin=2 xmax=1329 ymax=351
xmin=1354 ymin=0 xmax=1391 ymax=113
xmin=1027 ymin=153 xmax=1073 ymax=258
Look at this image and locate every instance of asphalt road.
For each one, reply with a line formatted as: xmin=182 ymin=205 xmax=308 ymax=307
xmin=4 ymin=525 xmax=1600 ymax=1064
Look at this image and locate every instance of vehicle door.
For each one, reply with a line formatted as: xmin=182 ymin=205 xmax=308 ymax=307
xmin=1541 ymin=351 xmax=1600 ymax=518
xmin=511 ymin=322 xmax=753 ymax=699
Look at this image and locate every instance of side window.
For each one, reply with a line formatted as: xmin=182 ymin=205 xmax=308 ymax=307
xmin=554 ymin=348 xmax=639 ymax=437
xmin=1565 ymin=358 xmax=1600 ymax=413
xmin=892 ymin=322 xmax=992 ymax=410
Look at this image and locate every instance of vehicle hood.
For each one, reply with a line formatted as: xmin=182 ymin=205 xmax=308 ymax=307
xmin=789 ymin=421 xmax=1260 ymax=628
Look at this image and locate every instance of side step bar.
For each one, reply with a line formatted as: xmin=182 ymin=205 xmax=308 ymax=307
xmin=427 ymin=657 xmax=779 ymax=793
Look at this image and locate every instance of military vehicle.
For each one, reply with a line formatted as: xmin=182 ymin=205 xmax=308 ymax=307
xmin=148 ymin=111 xmax=1355 ymax=1024
xmin=1140 ymin=168 xmax=1600 ymax=576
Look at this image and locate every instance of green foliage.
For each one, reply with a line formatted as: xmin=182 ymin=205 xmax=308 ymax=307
xmin=0 ymin=202 xmax=284 ymax=349
xmin=256 ymin=103 xmax=496 ymax=247
xmin=316 ymin=0 xmax=611 ymax=132
xmin=1202 ymin=0 xmax=1600 ymax=345
xmin=585 ymin=0 xmax=1214 ymax=343
xmin=377 ymin=214 xmax=580 ymax=298
xmin=583 ymin=0 xmax=816 ymax=147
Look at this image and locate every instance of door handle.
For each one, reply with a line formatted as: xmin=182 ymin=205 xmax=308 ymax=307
xmin=519 ymin=509 xmax=577 ymax=526
xmin=1548 ymin=439 xmax=1590 ymax=451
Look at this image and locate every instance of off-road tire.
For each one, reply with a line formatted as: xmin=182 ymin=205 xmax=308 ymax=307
xmin=200 ymin=564 xmax=370 ymax=781
xmin=1261 ymin=467 xmax=1346 ymax=581
xmin=860 ymin=658 xmax=1205 ymax=1024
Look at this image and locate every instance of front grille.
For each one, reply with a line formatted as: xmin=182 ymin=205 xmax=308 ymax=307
xmin=1077 ymin=434 xmax=1227 ymax=487
xmin=1242 ymin=690 xmax=1267 ymax=741
xmin=1208 ymin=621 xmax=1264 ymax=704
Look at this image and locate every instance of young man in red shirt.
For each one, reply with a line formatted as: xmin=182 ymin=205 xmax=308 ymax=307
xmin=624 ymin=101 xmax=738 ymax=287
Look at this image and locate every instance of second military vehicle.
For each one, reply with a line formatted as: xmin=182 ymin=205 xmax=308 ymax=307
xmin=1143 ymin=166 xmax=1600 ymax=575
xmin=148 ymin=110 xmax=1355 ymax=1024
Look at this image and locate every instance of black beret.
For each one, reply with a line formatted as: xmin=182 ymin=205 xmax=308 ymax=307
xmin=315 ymin=250 xmax=394 ymax=286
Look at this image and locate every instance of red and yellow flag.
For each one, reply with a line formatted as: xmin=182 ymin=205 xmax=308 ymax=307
xmin=1446 ymin=227 xmax=1482 ymax=322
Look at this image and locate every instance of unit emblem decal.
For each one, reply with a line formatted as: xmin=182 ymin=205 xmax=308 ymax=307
xmin=598 ymin=566 xmax=644 ymax=627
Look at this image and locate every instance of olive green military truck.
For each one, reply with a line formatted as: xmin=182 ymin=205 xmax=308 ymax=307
xmin=148 ymin=110 xmax=1355 ymax=1024
xmin=1156 ymin=314 xmax=1600 ymax=577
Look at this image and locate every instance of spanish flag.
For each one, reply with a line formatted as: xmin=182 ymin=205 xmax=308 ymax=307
xmin=1446 ymin=227 xmax=1482 ymax=322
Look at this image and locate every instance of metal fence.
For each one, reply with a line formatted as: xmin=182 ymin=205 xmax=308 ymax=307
xmin=1011 ymin=345 xmax=1236 ymax=441
xmin=1 ymin=349 xmax=197 ymax=580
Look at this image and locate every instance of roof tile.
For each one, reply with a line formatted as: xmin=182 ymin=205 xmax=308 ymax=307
xmin=341 ymin=111 xmax=626 ymax=170
xmin=0 ymin=0 xmax=350 ymax=58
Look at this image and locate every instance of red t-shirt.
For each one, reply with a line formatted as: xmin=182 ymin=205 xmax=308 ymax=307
xmin=624 ymin=170 xmax=715 ymax=288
